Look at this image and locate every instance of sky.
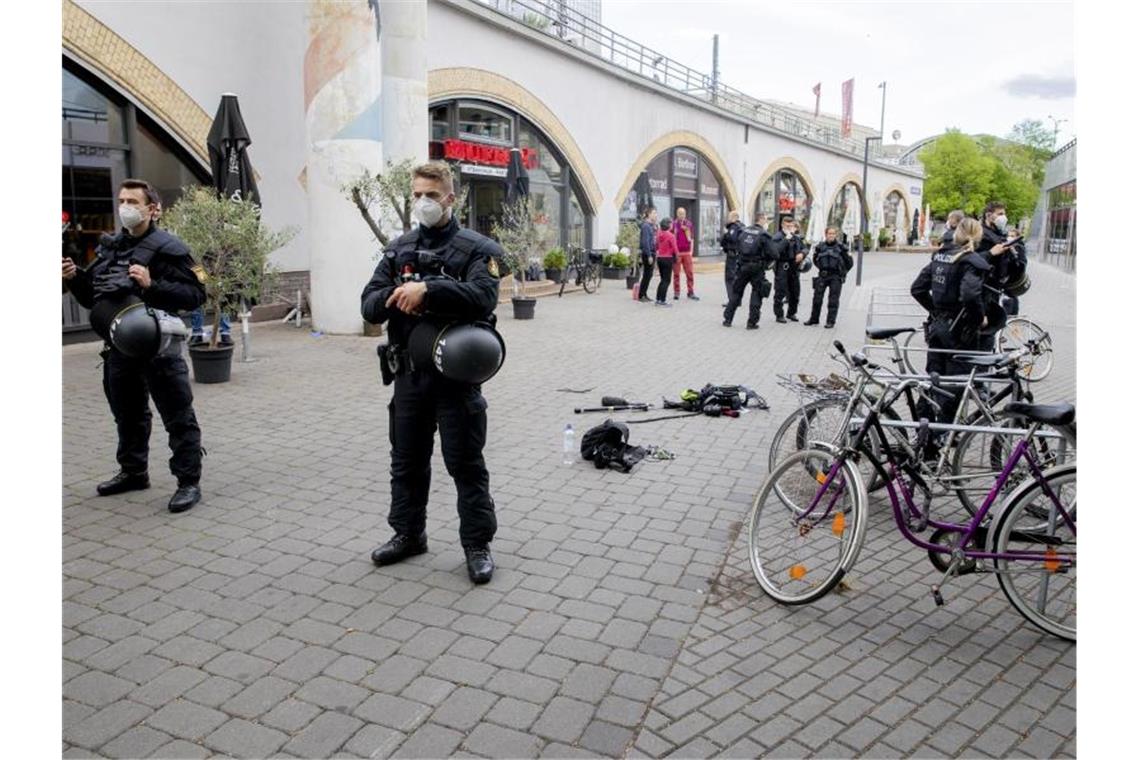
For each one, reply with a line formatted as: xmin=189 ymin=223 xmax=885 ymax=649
xmin=599 ymin=0 xmax=1076 ymax=148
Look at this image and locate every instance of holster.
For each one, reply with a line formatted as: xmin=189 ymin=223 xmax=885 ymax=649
xmin=377 ymin=343 xmax=408 ymax=386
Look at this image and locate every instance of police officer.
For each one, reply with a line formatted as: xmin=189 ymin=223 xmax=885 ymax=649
xmin=719 ymin=210 xmax=743 ymax=305
xmin=911 ymin=217 xmax=990 ymax=414
xmin=62 ymin=179 xmax=206 ymax=513
xmin=941 ymin=209 xmax=965 ymax=245
xmin=361 ymin=161 xmax=502 ymax=584
xmin=722 ymin=217 xmax=773 ymax=329
xmin=772 ymin=216 xmax=805 ymax=323
xmin=804 ymin=226 xmax=853 ymax=328
xmin=976 ymin=201 xmax=1028 ymax=344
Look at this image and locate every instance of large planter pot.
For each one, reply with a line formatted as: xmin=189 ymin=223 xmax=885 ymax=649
xmin=602 ymin=266 xmax=627 ymax=280
xmin=511 ymin=297 xmax=536 ymax=320
xmin=189 ymin=344 xmax=235 ymax=384
xmin=545 ymin=267 xmax=563 ymax=282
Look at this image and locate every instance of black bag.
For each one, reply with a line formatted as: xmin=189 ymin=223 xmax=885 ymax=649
xmin=580 ymin=419 xmax=646 ymax=473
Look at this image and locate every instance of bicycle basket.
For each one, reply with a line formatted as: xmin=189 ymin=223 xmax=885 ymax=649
xmin=775 ymin=372 xmax=853 ymax=402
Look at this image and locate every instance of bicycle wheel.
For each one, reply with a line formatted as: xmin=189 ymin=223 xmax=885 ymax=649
xmin=747 ymin=448 xmax=868 ymax=605
xmin=990 ymin=463 xmax=1076 ymax=640
xmin=582 ymin=264 xmax=601 ymax=294
xmin=767 ymin=398 xmax=851 ymax=472
xmin=998 ymin=317 xmax=1054 ymax=382
xmin=902 ymin=328 xmax=926 ymax=376
xmin=950 ymin=415 xmax=1076 ymax=515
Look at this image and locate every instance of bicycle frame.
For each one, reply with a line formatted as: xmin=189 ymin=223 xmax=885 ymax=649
xmin=806 ymin=386 xmax=1074 ymax=570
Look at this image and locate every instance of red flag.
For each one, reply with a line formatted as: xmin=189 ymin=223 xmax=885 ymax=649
xmin=841 ymin=78 xmax=854 ymax=137
xmin=812 ymin=83 xmax=821 ymax=117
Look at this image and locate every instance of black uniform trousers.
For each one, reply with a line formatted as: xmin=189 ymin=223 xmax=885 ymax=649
xmin=101 ymin=345 xmax=202 ymax=485
xmin=810 ymin=274 xmax=844 ymax=325
xmin=922 ymin=313 xmax=975 ymax=422
xmin=637 ymin=254 xmax=655 ymax=300
xmin=772 ymin=262 xmax=801 ymax=319
xmin=723 ymin=254 xmax=739 ymax=301
xmin=723 ymin=261 xmax=768 ymax=326
xmin=387 ymin=369 xmax=496 ymax=547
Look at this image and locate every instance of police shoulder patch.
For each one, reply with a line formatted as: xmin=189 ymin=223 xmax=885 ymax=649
xmin=487 ymin=257 xmax=500 ymax=277
xmin=191 ymin=264 xmax=208 ymax=284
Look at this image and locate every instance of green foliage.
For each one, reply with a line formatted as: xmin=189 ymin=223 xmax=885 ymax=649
xmin=492 ymin=197 xmax=555 ymax=298
xmin=164 ymin=186 xmax=296 ymax=348
xmin=918 ymin=131 xmax=996 ymax=218
xmin=603 ymin=251 xmax=631 ymax=269
xmin=615 ymin=221 xmax=640 ymax=253
xmin=878 ymin=227 xmax=893 ymax=247
xmin=543 ymin=247 xmax=567 ymax=269
xmin=1008 ymin=118 xmax=1056 ymax=153
xmin=343 ymin=159 xmax=468 ymax=248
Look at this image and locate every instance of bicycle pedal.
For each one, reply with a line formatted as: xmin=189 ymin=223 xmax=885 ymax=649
xmin=931 ymin=586 xmax=944 ymax=606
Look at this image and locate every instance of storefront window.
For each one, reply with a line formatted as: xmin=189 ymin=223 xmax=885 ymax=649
xmin=430 ymin=104 xmax=449 ymax=141
xmin=1045 ymin=180 xmax=1076 ymax=263
xmin=828 ymin=182 xmax=864 ymax=244
xmin=63 ymin=68 xmax=126 ymax=147
xmin=457 ymin=102 xmax=513 ymax=145
xmin=134 ymin=119 xmax=203 ymax=209
xmin=754 ymin=169 xmax=812 ymax=229
xmin=883 ymin=191 xmax=906 ymax=230
xmin=568 ymin=195 xmax=586 ymax=249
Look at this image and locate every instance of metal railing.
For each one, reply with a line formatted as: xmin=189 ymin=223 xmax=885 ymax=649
xmin=473 ymin=0 xmax=906 ymax=167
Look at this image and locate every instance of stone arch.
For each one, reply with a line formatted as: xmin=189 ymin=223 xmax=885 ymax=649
xmin=826 ymin=172 xmax=870 ymax=222
xmin=881 ymin=182 xmax=912 ymax=227
xmin=612 ymin=130 xmax=741 ymax=213
xmin=62 ymin=0 xmax=211 ymax=167
xmin=428 ymin=67 xmax=603 ymax=214
xmin=745 ymin=156 xmax=818 ymax=218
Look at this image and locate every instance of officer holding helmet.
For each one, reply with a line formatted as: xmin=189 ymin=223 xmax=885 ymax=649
xmin=62 ymin=178 xmax=206 ymax=513
xmin=361 ymin=161 xmax=504 ymax=584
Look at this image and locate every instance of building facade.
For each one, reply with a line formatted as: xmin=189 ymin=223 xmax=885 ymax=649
xmin=62 ymin=0 xmax=924 ymax=335
xmin=1030 ymin=139 xmax=1076 ymax=272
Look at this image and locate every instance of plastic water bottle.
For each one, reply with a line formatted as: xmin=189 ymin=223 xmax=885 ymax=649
xmin=562 ymin=423 xmax=575 ymax=465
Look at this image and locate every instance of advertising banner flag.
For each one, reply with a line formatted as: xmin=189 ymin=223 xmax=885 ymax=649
xmin=841 ymin=78 xmax=854 ymax=137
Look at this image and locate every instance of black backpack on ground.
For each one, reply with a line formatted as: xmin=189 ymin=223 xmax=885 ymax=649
xmin=580 ymin=419 xmax=647 ymax=473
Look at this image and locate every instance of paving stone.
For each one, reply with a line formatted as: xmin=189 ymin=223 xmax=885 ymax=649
xmin=485 ymin=696 xmax=543 ymax=730
xmin=202 ymin=650 xmax=276 ymax=684
xmin=146 ymin=699 xmax=229 ymax=741
xmin=463 ymin=722 xmax=543 ymax=758
xmin=261 ymin=698 xmax=323 ymax=734
xmin=578 ymin=720 xmax=636 ymax=757
xmin=432 ymin=686 xmax=498 ymax=731
xmin=354 ymin=692 xmax=433 ymax=732
xmin=65 ymin=699 xmax=153 ymax=750
xmin=345 ymin=724 xmax=406 ymax=759
xmin=221 ymin=676 xmax=298 ymax=719
xmin=182 ymin=675 xmax=244 ymax=708
xmin=401 ymin=675 xmax=457 ymax=707
xmin=272 ymin=645 xmax=342 ymax=682
xmin=203 ymin=717 xmax=289 ymax=758
xmin=532 ymin=696 xmax=594 ymax=744
xmin=99 ymin=725 xmax=171 ymax=759
xmin=486 ymin=669 xmax=560 ymax=704
xmin=151 ymin=739 xmax=211 ymax=759
xmin=294 ymin=675 xmax=369 ymax=712
xmin=64 ymin=670 xmax=136 ymax=708
xmin=395 ymin=722 xmax=464 ymax=759
xmin=283 ymin=711 xmax=365 ymax=757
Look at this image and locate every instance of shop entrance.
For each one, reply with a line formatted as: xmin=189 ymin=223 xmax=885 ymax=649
xmin=468 ymin=180 xmax=505 ymax=239
xmin=672 ymin=197 xmax=699 ymax=255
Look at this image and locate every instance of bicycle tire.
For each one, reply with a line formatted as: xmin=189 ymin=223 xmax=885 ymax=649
xmin=582 ymin=264 xmax=601 ymax=294
xmin=747 ymin=447 xmax=868 ymax=605
xmin=998 ymin=317 xmax=1054 ymax=382
xmin=989 ymin=463 xmax=1076 ymax=640
xmin=901 ymin=328 xmax=925 ymax=376
xmin=950 ymin=413 xmax=1076 ymax=515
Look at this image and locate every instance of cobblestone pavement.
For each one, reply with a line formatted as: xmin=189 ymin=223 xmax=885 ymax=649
xmin=63 ymin=252 xmax=1075 ymax=759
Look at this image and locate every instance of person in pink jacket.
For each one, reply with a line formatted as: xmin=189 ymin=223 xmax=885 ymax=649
xmin=671 ymin=206 xmax=699 ymax=300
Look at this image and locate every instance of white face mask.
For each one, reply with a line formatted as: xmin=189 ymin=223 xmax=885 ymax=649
xmin=413 ymin=196 xmax=446 ymax=228
xmin=993 ymin=214 xmax=1008 ymax=233
xmin=119 ymin=204 xmax=146 ymax=230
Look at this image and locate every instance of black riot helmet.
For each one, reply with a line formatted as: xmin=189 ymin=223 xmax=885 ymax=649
xmin=408 ymin=321 xmax=506 ymax=384
xmin=798 ymin=256 xmax=813 ymax=274
xmin=109 ymin=300 xmax=163 ymax=358
xmin=1003 ymin=270 xmax=1031 ymax=297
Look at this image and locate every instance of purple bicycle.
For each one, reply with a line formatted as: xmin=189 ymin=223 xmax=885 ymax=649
xmin=747 ymin=365 xmax=1076 ymax=641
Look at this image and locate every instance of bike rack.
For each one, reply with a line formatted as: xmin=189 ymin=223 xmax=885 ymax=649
xmin=850 ymin=416 xmax=1068 ymax=440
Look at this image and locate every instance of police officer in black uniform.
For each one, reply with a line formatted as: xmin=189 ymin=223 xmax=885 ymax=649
xmin=772 ymin=216 xmax=805 ymax=323
xmin=910 ymin=217 xmax=990 ymax=420
xmin=719 ymin=210 xmax=743 ymax=305
xmin=361 ymin=161 xmax=502 ymax=584
xmin=722 ymin=217 xmax=774 ymax=329
xmin=62 ymin=179 xmax=206 ymax=513
xmin=804 ymin=226 xmax=853 ymax=328
xmin=975 ymin=201 xmax=1028 ymax=347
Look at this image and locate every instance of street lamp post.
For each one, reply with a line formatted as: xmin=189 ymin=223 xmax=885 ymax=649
xmin=856 ymin=135 xmax=882 ymax=287
xmin=877 ymin=81 xmax=887 ymax=139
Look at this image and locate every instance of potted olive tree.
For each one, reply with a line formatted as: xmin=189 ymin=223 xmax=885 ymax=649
xmin=615 ymin=221 xmax=641 ymax=287
xmin=602 ymin=246 xmax=631 ymax=280
xmin=164 ymin=186 xmax=296 ymax=383
xmin=493 ymin=197 xmax=554 ymax=319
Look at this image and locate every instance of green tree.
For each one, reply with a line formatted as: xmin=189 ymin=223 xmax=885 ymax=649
xmin=978 ymin=136 xmax=1040 ymax=222
xmin=1008 ymin=118 xmax=1056 ymax=153
xmin=918 ymin=130 xmax=996 ymax=218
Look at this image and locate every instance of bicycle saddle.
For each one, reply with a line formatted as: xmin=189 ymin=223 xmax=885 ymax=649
xmin=865 ymin=326 xmax=917 ymax=340
xmin=952 ymin=354 xmax=1013 ymax=368
xmin=1003 ymin=402 xmax=1075 ymax=426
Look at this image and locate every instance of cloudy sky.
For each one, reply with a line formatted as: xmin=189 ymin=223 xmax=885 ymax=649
xmin=599 ymin=0 xmax=1076 ymax=147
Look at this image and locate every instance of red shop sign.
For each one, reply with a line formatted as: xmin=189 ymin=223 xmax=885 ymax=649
xmin=437 ymin=138 xmax=539 ymax=170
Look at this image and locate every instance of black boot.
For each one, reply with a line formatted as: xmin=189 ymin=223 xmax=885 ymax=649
xmin=464 ymin=545 xmax=494 ymax=584
xmin=96 ymin=471 xmax=150 ymax=497
xmin=168 ymin=484 xmax=201 ymax=513
xmin=803 ymin=319 xmax=819 ymax=326
xmin=371 ymin=533 xmax=428 ymax=566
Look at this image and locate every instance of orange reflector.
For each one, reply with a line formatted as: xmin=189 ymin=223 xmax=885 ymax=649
xmin=1044 ymin=546 xmax=1060 ymax=573
xmin=789 ymin=564 xmax=807 ymax=580
xmin=816 ymin=471 xmax=828 ymax=484
xmin=832 ymin=512 xmax=846 ymax=536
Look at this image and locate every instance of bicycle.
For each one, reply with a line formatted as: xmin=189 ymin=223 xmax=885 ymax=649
xmin=557 ymin=246 xmax=602 ymax=297
xmin=769 ymin=338 xmax=1074 ymax=514
xmin=748 ymin=369 xmax=1076 ymax=640
xmin=897 ymin=315 xmax=1053 ymax=382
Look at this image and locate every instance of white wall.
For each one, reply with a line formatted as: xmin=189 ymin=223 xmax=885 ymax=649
xmin=428 ymin=0 xmax=924 ymax=247
xmin=74 ymin=0 xmax=311 ymax=273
